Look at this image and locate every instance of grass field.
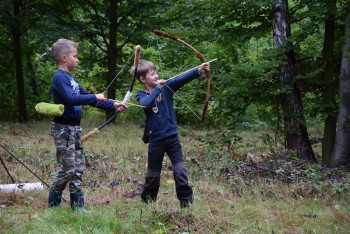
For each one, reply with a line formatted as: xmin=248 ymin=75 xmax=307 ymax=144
xmin=0 ymin=118 xmax=349 ymax=233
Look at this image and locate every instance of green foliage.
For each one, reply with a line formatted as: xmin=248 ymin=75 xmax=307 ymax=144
xmin=332 ymin=180 xmax=350 ymax=194
xmin=213 ymin=42 xmax=283 ymax=126
xmin=259 ymin=133 xmax=275 ymax=146
xmin=296 ymin=164 xmax=350 ymax=196
xmin=213 ymin=0 xmax=274 ymax=41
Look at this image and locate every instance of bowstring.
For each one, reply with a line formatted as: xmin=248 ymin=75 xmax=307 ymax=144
xmin=84 ymin=51 xmax=136 ymax=118
xmin=156 ymin=38 xmax=201 ymax=121
xmin=103 ymin=50 xmax=136 ymax=94
xmin=164 ymin=83 xmax=201 ymax=121
xmin=156 ymin=37 xmax=163 ymax=76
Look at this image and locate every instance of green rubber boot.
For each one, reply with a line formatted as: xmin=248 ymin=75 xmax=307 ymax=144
xmin=70 ymin=192 xmax=87 ymax=212
xmin=48 ymin=190 xmax=62 ymax=208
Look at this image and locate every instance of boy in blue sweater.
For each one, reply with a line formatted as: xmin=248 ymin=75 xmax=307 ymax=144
xmin=48 ymin=38 xmax=126 ymax=210
xmin=131 ymin=60 xmax=210 ymax=208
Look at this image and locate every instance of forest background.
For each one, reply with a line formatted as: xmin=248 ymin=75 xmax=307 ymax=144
xmin=0 ymin=0 xmax=350 ymax=233
xmin=1 ymin=0 xmax=350 ymax=167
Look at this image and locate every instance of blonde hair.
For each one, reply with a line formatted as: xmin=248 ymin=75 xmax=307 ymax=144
xmin=51 ymin=38 xmax=78 ymax=63
xmin=130 ymin=60 xmax=157 ymax=83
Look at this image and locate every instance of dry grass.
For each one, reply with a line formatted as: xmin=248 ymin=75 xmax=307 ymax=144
xmin=0 ymin=118 xmax=349 ymax=233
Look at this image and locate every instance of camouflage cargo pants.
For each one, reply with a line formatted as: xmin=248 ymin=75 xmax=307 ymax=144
xmin=50 ymin=122 xmax=85 ymax=193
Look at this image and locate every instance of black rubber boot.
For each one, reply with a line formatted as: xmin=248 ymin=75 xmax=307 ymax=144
xmin=48 ymin=190 xmax=62 ymax=208
xmin=180 ymin=200 xmax=192 ymax=208
xmin=70 ymin=192 xmax=85 ymax=211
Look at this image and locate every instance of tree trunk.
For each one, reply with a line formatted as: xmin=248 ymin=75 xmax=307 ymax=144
xmin=272 ymin=0 xmax=316 ymax=162
xmin=11 ymin=0 xmax=27 ymax=122
xmin=106 ymin=0 xmax=118 ymax=121
xmin=322 ymin=0 xmax=337 ymax=166
xmin=27 ymin=55 xmax=39 ymax=97
xmin=330 ymin=12 xmax=350 ymax=168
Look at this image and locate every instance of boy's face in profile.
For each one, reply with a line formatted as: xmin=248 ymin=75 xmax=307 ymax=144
xmin=63 ymin=47 xmax=79 ymax=72
xmin=142 ymin=68 xmax=159 ymax=88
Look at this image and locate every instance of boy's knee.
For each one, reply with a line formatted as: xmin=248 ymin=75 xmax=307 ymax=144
xmin=173 ymin=161 xmax=189 ymax=181
xmin=173 ymin=161 xmax=186 ymax=173
xmin=146 ymin=168 xmax=161 ymax=178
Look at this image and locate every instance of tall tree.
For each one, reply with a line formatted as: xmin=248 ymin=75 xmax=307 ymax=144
xmin=272 ymin=0 xmax=316 ymax=162
xmin=321 ymin=0 xmax=338 ymax=165
xmin=330 ymin=11 xmax=350 ymax=168
xmin=9 ymin=0 xmax=27 ymax=122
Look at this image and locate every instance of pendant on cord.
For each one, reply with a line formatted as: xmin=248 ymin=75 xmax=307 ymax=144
xmin=153 ymin=94 xmax=161 ymax=113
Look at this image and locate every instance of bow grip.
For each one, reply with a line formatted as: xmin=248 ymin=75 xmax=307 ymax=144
xmin=81 ymin=128 xmax=99 ymax=143
xmin=118 ymin=91 xmax=132 ymax=111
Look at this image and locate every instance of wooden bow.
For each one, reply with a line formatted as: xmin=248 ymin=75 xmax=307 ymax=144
xmin=154 ymin=30 xmax=211 ymax=122
xmin=81 ymin=45 xmax=141 ymax=142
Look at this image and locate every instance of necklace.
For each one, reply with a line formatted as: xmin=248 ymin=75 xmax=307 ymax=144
xmin=152 ymin=105 xmax=158 ymax=113
xmin=152 ymin=94 xmax=162 ymax=113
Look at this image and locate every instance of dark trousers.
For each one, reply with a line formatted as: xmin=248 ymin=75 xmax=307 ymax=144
xmin=141 ymin=135 xmax=193 ymax=203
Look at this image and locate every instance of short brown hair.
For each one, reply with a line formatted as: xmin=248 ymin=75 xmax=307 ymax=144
xmin=130 ymin=60 xmax=157 ymax=82
xmin=51 ymin=39 xmax=78 ymax=63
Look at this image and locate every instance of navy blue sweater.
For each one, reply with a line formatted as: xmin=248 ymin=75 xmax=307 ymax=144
xmin=136 ymin=68 xmax=201 ymax=143
xmin=51 ymin=69 xmax=115 ymax=125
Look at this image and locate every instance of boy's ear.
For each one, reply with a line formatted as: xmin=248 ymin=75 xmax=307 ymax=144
xmin=139 ymin=76 xmax=145 ymax=83
xmin=60 ymin=54 xmax=67 ymax=62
